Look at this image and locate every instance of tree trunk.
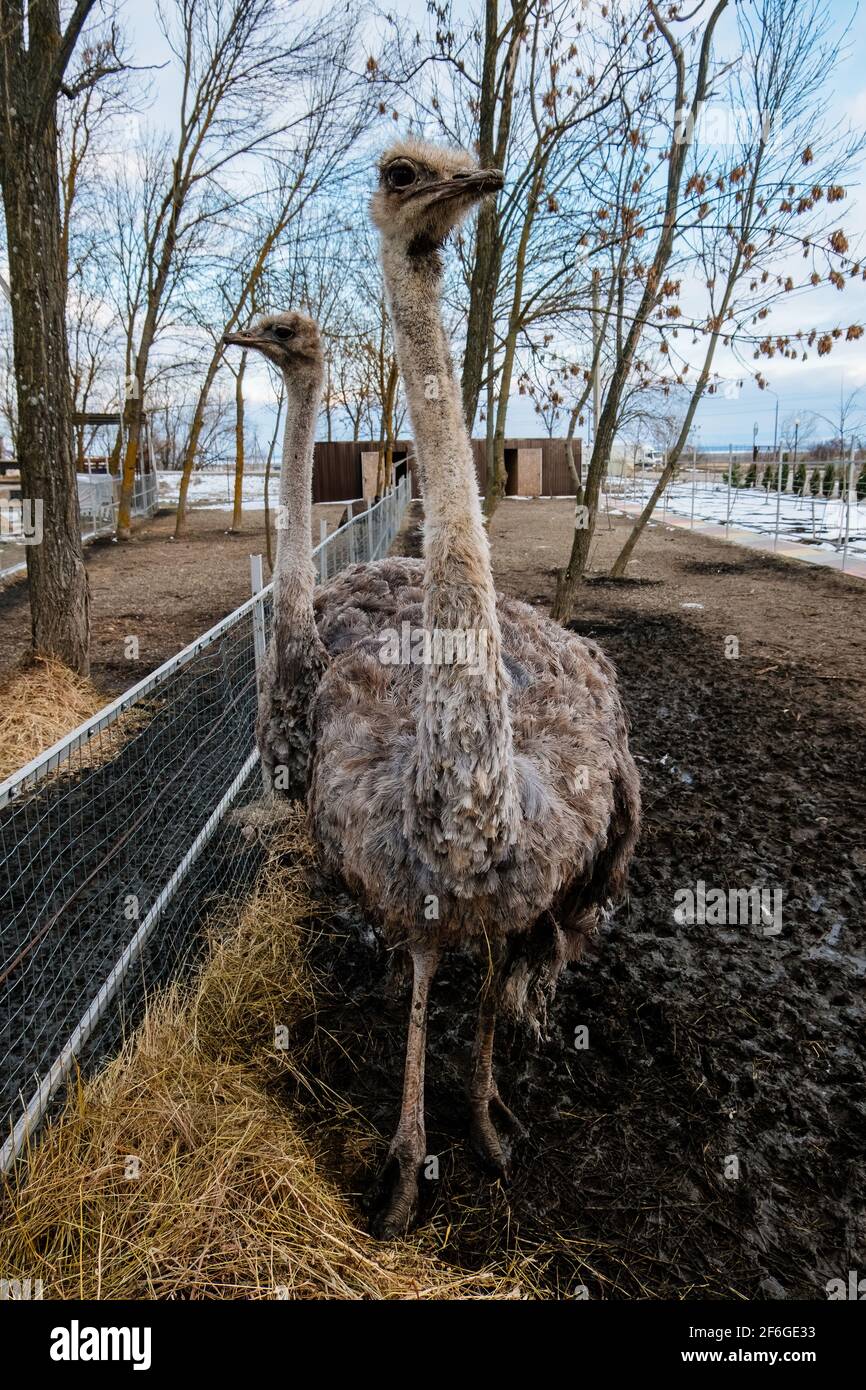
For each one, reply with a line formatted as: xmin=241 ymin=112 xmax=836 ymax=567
xmin=549 ymin=361 xmax=622 ymax=621
xmin=565 ymin=406 xmax=583 ymax=495
xmin=230 ymin=353 xmax=247 ymax=533
xmin=174 ymin=360 xmax=222 ymax=537
xmin=460 ymin=0 xmax=525 ymax=430
xmin=1 ymin=110 xmax=90 ymax=672
xmin=483 ymin=157 xmax=544 ymax=521
xmin=379 ymin=360 xmax=398 ymax=493
xmin=609 ymin=331 xmax=726 ymax=578
xmin=116 ymin=347 xmax=150 ymax=537
xmin=463 ymin=197 xmax=504 ymax=431
xmin=262 ymin=386 xmax=284 ymax=574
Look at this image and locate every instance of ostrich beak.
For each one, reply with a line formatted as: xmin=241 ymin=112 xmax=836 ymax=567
xmin=408 ymin=168 xmax=504 ymax=205
xmin=222 ymin=330 xmax=258 ymax=348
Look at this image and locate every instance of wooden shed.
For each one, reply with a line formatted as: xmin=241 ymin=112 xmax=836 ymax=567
xmin=312 ymin=437 xmax=580 ymax=504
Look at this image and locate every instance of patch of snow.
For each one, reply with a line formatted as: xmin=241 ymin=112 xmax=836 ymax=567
xmin=618 ymin=477 xmax=866 ymax=558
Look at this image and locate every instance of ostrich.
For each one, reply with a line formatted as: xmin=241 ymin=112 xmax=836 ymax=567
xmin=223 ymin=311 xmax=423 ymax=797
xmin=223 ymin=312 xmax=328 ymax=797
xmin=308 ymin=139 xmax=641 ymax=1238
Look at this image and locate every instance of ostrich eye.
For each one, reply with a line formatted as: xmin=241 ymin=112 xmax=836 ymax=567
xmin=273 ymin=324 xmax=294 ymax=340
xmin=387 ymin=159 xmax=417 ymax=190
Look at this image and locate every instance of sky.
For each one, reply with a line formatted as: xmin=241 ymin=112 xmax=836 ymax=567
xmin=12 ymin=0 xmax=866 ymax=453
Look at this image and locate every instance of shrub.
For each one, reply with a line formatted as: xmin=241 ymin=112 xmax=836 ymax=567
xmin=809 ymin=467 xmax=822 ymax=496
xmin=743 ymin=462 xmax=757 ymax=488
xmin=793 ymin=461 xmax=807 ymax=495
xmin=822 ymin=463 xmax=835 ymax=497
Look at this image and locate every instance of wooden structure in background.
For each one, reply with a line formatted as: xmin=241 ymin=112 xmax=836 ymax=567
xmin=312 ymin=437 xmax=580 ymax=503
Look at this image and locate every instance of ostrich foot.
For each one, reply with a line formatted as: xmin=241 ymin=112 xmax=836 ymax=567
xmin=368 ymin=1137 xmax=423 ymax=1240
xmin=469 ymin=1088 xmax=525 ymax=1180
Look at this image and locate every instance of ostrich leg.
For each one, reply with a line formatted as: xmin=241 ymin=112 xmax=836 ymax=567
xmin=469 ymin=963 xmax=525 ymax=1179
xmin=371 ymin=945 xmax=439 ymax=1239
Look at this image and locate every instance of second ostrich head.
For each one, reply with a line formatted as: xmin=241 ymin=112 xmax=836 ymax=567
xmin=370 ymin=139 xmax=503 ymax=256
xmin=223 ymin=310 xmax=322 ymax=374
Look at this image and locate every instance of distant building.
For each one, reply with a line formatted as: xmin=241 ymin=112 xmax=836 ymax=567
xmin=312 ymin=437 xmax=582 ymax=503
xmin=608 ymin=439 xmax=647 ymax=475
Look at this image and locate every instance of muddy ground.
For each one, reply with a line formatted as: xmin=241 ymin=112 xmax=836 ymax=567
xmin=284 ymin=501 xmax=865 ymax=1300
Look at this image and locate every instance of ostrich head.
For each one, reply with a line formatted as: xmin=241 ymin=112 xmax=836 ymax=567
xmin=223 ymin=310 xmax=322 ymax=373
xmin=370 ymin=139 xmax=503 ymax=255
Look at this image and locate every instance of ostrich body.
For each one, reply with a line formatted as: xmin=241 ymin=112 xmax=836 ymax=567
xmin=308 ymin=141 xmax=641 ymax=1238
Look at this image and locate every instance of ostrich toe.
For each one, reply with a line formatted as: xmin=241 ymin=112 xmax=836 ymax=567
xmin=368 ymin=1139 xmax=423 ymax=1240
xmin=469 ymin=1087 xmax=525 ymax=1180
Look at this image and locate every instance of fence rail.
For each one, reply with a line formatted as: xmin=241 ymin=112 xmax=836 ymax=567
xmin=0 ymin=476 xmax=410 ymax=1171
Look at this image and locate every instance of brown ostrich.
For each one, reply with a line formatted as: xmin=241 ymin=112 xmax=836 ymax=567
xmin=223 ymin=311 xmax=423 ymax=797
xmin=308 ymin=139 xmax=641 ymax=1238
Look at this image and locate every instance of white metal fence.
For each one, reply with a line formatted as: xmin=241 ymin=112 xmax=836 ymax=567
xmin=610 ymin=461 xmax=866 ymax=569
xmin=0 ymin=472 xmax=160 ymax=583
xmin=0 ymin=477 xmax=410 ymax=1171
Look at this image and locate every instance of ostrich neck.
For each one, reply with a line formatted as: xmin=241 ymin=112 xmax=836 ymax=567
xmin=273 ymin=367 xmax=322 ymax=640
xmin=382 ymin=242 xmax=520 ymax=881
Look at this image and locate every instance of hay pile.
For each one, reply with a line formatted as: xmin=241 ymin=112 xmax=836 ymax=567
xmin=0 ymin=655 xmax=104 ymax=781
xmin=0 ymin=811 xmax=539 ymax=1299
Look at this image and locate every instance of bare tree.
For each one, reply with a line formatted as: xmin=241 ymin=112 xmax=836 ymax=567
xmin=171 ymin=26 xmax=371 ymax=535
xmin=549 ymin=0 xmax=729 ymax=619
xmin=609 ymin=0 xmax=864 ymax=577
xmin=115 ymin=0 xmax=325 ymax=538
xmin=0 ymin=0 xmax=124 ymax=671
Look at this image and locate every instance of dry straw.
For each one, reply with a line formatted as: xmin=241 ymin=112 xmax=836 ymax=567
xmin=0 ymin=655 xmax=104 ymax=782
xmin=0 ymin=809 xmax=541 ymax=1299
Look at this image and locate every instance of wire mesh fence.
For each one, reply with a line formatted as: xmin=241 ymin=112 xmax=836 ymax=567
xmin=316 ymin=480 xmax=408 ymax=580
xmin=0 ymin=477 xmax=410 ymax=1170
xmin=0 ymin=471 xmax=160 ymax=583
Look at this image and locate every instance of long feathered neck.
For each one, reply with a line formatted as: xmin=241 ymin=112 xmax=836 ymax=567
xmin=273 ymin=363 xmax=323 ymax=642
xmin=380 ymin=239 xmax=520 ymax=887
xmin=256 ymin=358 xmax=328 ymax=797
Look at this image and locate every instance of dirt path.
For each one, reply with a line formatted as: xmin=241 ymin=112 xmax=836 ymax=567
xmin=291 ymin=500 xmax=865 ymax=1299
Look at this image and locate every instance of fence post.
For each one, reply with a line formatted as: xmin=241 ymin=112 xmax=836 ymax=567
xmin=250 ymin=554 xmax=270 ymax=794
xmin=725 ymin=443 xmax=733 ymax=531
xmin=842 ymin=441 xmax=855 ymax=572
xmin=773 ymin=438 xmax=783 ymax=550
xmin=347 ymin=500 xmax=356 ymax=565
xmin=319 ymin=519 xmax=328 ymax=582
